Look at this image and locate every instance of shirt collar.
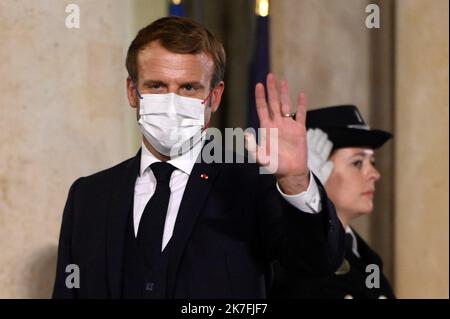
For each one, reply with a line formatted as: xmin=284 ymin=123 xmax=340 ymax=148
xmin=140 ymin=138 xmax=204 ymax=177
xmin=345 ymin=226 xmax=360 ymax=258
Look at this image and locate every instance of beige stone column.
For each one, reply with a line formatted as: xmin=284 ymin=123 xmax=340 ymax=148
xmin=0 ymin=0 xmax=165 ymax=298
xmin=394 ymin=0 xmax=449 ymax=298
xmin=271 ymin=0 xmax=373 ymax=239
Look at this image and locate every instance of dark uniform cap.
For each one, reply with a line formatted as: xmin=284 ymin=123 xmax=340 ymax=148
xmin=306 ymin=105 xmax=392 ymax=150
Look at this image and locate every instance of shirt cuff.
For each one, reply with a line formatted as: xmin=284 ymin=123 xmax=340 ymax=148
xmin=276 ymin=171 xmax=322 ymax=214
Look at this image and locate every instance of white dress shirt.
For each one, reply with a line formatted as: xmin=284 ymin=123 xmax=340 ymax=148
xmin=133 ymin=140 xmax=323 ymax=251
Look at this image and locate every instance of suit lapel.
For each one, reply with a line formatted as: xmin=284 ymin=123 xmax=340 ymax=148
xmin=167 ymin=159 xmax=220 ymax=297
xmin=106 ymin=150 xmax=140 ymax=298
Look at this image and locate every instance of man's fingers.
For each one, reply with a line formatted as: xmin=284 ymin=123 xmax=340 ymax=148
xmin=280 ymin=80 xmax=291 ymax=116
xmin=244 ymin=133 xmax=258 ymax=163
xmin=266 ymin=73 xmax=280 ymax=119
xmin=244 ymin=133 xmax=270 ymax=166
xmin=255 ymin=83 xmax=270 ymax=124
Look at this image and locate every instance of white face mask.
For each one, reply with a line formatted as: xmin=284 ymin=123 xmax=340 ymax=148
xmin=138 ymin=92 xmax=206 ymax=157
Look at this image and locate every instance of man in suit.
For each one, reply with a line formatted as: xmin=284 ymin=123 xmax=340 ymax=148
xmin=52 ymin=16 xmax=344 ymax=299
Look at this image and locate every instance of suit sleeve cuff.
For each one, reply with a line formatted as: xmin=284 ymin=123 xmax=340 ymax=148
xmin=276 ymin=171 xmax=322 ymax=214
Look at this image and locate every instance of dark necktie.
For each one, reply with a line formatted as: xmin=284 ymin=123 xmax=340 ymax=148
xmin=137 ymin=161 xmax=176 ymax=266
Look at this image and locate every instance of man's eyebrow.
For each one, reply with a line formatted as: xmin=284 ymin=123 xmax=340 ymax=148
xmin=141 ymin=80 xmax=205 ymax=89
xmin=142 ymin=80 xmax=167 ymax=86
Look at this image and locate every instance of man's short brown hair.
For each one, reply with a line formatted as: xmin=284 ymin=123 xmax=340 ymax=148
xmin=126 ymin=16 xmax=226 ymax=88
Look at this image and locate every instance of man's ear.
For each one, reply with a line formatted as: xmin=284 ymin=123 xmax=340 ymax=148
xmin=126 ymin=77 xmax=139 ymax=109
xmin=209 ymin=81 xmax=224 ymax=113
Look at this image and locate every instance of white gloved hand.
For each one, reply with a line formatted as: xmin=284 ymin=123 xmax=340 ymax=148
xmin=307 ymin=128 xmax=334 ymax=185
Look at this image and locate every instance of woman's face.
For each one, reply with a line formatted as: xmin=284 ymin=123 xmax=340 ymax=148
xmin=325 ymin=147 xmax=380 ymax=222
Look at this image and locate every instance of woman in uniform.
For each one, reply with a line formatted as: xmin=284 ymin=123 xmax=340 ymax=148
xmin=270 ymin=105 xmax=396 ymax=299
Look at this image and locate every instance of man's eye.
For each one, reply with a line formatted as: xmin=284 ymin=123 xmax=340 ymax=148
xmin=144 ymin=83 xmax=164 ymax=91
xmin=183 ymin=84 xmax=195 ymax=91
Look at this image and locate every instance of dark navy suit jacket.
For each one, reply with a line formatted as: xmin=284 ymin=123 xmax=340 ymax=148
xmin=53 ymin=148 xmax=344 ymax=298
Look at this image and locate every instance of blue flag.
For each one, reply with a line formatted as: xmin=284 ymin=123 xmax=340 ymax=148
xmin=248 ymin=14 xmax=270 ymax=132
xmin=169 ymin=1 xmax=185 ymax=17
